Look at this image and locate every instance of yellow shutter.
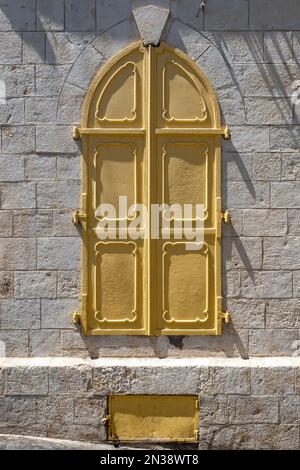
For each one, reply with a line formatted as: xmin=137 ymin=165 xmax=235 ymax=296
xmin=73 ymin=42 xmax=230 ymax=335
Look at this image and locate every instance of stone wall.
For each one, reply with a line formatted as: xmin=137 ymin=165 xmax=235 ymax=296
xmin=0 ymin=0 xmax=300 ymax=450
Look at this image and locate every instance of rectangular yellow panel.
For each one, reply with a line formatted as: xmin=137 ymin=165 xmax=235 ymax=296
xmin=108 ymin=395 xmax=199 ymax=442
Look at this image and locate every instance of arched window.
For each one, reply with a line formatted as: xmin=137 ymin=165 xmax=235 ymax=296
xmin=73 ymin=42 xmax=230 ymax=336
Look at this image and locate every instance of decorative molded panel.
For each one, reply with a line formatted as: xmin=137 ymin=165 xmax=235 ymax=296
xmin=162 ymin=60 xmax=207 ymax=123
xmin=96 ymin=62 xmax=137 ymax=123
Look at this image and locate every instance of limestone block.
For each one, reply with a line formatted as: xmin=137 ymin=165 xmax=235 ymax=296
xmin=223 ymin=237 xmax=262 ymax=270
xmin=93 ymin=20 xmax=139 ymax=60
xmin=263 ymin=237 xmax=300 ymax=270
xmin=228 ymin=395 xmax=279 ymax=424
xmin=14 ymin=271 xmax=56 ymax=299
xmin=37 ymin=237 xmax=80 ymax=270
xmin=56 ymin=82 xmax=85 ymax=125
xmin=45 ymin=32 xmax=96 ymax=65
xmin=245 ymin=98 xmax=293 ymax=125
xmin=13 ymin=210 xmax=53 ymax=237
xmin=0 ymin=65 xmax=34 ymax=98
xmin=1 ymin=126 xmax=35 ymax=154
xmin=212 ymin=367 xmax=251 ymax=395
xmin=242 ymin=271 xmax=292 ymax=299
xmin=205 ymin=0 xmax=249 ymax=30
xmin=208 ymin=32 xmax=264 ymax=64
xmin=0 ymin=238 xmax=36 ymax=270
xmin=0 ymin=272 xmax=13 ymax=298
xmin=251 ymin=368 xmax=295 ymax=395
xmin=74 ymin=397 xmax=106 ymax=426
xmin=66 ymin=44 xmax=106 ymax=90
xmin=29 ymin=331 xmax=61 ymax=357
xmin=288 ymin=209 xmax=300 ymax=235
xmin=199 ymin=396 xmax=228 ymax=425
xmin=0 ymin=155 xmax=24 ymax=182
xmin=223 ymin=126 xmax=269 ymax=153
xmin=36 ymin=65 xmax=71 ymax=97
xmin=0 ymin=32 xmax=22 ymax=64
xmin=249 ymin=329 xmax=298 ymax=356
xmin=0 ymin=299 xmax=40 ymax=329
xmin=264 ymin=32 xmax=293 ymax=63
xmin=37 ymin=0 xmax=65 ymax=31
xmin=281 ymin=154 xmax=300 ymax=180
xmin=0 ymin=98 xmax=25 ymax=125
xmin=56 ymin=155 xmax=80 ymax=180
xmin=227 ymin=299 xmax=265 ymax=329
xmin=279 ymin=395 xmax=300 ymax=424
xmin=223 ymin=181 xmax=269 ymax=209
xmin=36 ymin=126 xmax=79 ymax=153
xmin=293 ymin=271 xmax=300 ymax=297
xmin=93 ymin=366 xmax=137 ymax=394
xmin=41 ymin=299 xmax=79 ymax=329
xmin=243 ymin=209 xmax=287 ymax=236
xmin=132 ymin=0 xmax=170 ymax=46
xmin=53 ymin=209 xmax=78 ymax=237
xmin=222 ymin=153 xmax=252 ymax=182
xmin=5 ymin=367 xmax=48 ymax=396
xmin=250 ymin=0 xmax=300 ymax=30
xmin=96 ymin=0 xmax=131 ymax=32
xmin=25 ymin=155 xmax=56 ymax=181
xmin=0 ymin=0 xmax=35 ymax=31
xmin=0 ymin=182 xmax=36 ymax=210
xmin=0 ymin=331 xmax=28 ymax=356
xmin=271 ymin=182 xmax=300 ymax=208
xmin=166 ymin=20 xmax=209 ymax=60
xmin=224 ymin=271 xmax=241 ymax=298
xmin=270 ymin=126 xmax=300 ymax=152
xmin=266 ymin=299 xmax=300 ymax=328
xmin=37 ymin=181 xmax=80 ymax=209
xmin=23 ymin=32 xmax=45 ymax=64
xmin=49 ymin=365 xmax=92 ymax=396
xmin=65 ymin=0 xmax=96 ymax=31
xmin=57 ymin=271 xmax=80 ymax=298
xmin=25 ymin=98 xmax=58 ymax=124
xmin=171 ymin=0 xmax=204 ymax=31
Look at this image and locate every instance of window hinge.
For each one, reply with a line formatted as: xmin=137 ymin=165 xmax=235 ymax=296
xmin=102 ymin=414 xmax=111 ymax=424
xmin=194 ymin=429 xmax=199 ymax=440
xmin=223 ymin=125 xmax=231 ymax=140
xmin=221 ymin=209 xmax=231 ymax=224
xmin=72 ymin=126 xmax=80 ymax=140
xmin=219 ymin=311 xmax=231 ymax=324
xmin=72 ymin=311 xmax=82 ymax=324
xmin=72 ymin=209 xmax=86 ymax=225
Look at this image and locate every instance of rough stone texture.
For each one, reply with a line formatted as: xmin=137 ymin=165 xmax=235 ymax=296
xmin=0 ymin=0 xmax=300 ymax=449
xmin=132 ymin=0 xmax=170 ymax=46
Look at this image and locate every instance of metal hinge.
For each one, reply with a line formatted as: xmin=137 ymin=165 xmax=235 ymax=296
xmin=221 ymin=209 xmax=231 ymax=224
xmin=72 ymin=209 xmax=86 ymax=225
xmin=72 ymin=126 xmax=80 ymax=140
xmin=219 ymin=311 xmax=231 ymax=324
xmin=72 ymin=311 xmax=82 ymax=324
xmin=101 ymin=414 xmax=111 ymax=424
xmin=194 ymin=429 xmax=199 ymax=440
xmin=223 ymin=125 xmax=231 ymax=140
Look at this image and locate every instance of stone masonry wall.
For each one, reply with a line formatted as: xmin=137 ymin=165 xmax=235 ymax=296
xmin=0 ymin=0 xmax=299 ymax=358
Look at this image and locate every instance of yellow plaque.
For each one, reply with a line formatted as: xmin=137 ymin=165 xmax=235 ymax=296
xmin=108 ymin=395 xmax=199 ymax=442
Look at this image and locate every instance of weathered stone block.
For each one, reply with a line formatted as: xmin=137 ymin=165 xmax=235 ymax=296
xmin=223 ymin=126 xmax=269 ymax=153
xmin=271 ymin=182 xmax=300 ymax=208
xmin=0 ymin=98 xmax=25 ymax=125
xmin=281 ymin=154 xmax=300 ymax=180
xmin=45 ymin=32 xmax=96 ymax=64
xmin=0 ymin=0 xmax=35 ymax=31
xmin=0 ymin=32 xmax=22 ymax=63
xmin=199 ymin=395 xmax=228 ymax=425
xmin=205 ymin=0 xmax=249 ymax=30
xmin=0 ymin=238 xmax=36 ymax=270
xmin=0 ymin=211 xmax=12 ymax=238
xmin=0 ymin=183 xmax=35 ymax=209
xmin=5 ymin=367 xmax=48 ymax=396
xmin=212 ymin=367 xmax=250 ymax=395
xmin=49 ymin=365 xmax=92 ymax=396
xmin=0 ymin=65 xmax=34 ymax=98
xmin=131 ymin=366 xmax=200 ymax=394
xmin=263 ymin=237 xmax=300 ymax=270
xmin=37 ymin=181 xmax=80 ymax=209
xmin=25 ymin=155 xmax=56 ymax=181
xmin=0 ymin=272 xmax=13 ymax=298
xmin=132 ymin=0 xmax=170 ymax=46
xmin=41 ymin=299 xmax=79 ymax=329
xmin=167 ymin=20 xmax=210 ymax=60
xmin=251 ymin=368 xmax=295 ymax=395
xmin=57 ymin=271 xmax=80 ymax=298
xmin=223 ymin=237 xmax=262 ymax=270
xmin=93 ymin=366 xmax=137 ymax=394
xmin=56 ymin=155 xmax=80 ymax=180
xmin=270 ymin=126 xmax=300 ymax=152
xmin=266 ymin=299 xmax=300 ymax=328
xmin=36 ymin=126 xmax=79 ymax=153
xmin=29 ymin=331 xmax=61 ymax=357
xmin=66 ymin=45 xmax=106 ymax=90
xmin=60 ymin=331 xmax=88 ymax=356
xmin=35 ymin=65 xmax=71 ymax=96
xmin=289 ymin=209 xmax=300 ymax=235
xmin=13 ymin=210 xmax=53 ymax=237
xmin=264 ymin=32 xmax=293 ymax=63
xmin=25 ymin=98 xmax=58 ymax=124
xmin=224 ymin=271 xmax=241 ymax=298
xmin=222 ymin=209 xmax=243 ymax=238
xmin=170 ymin=0 xmax=204 ymax=31
xmin=0 ymin=299 xmax=40 ymax=329
xmin=242 ymin=271 xmax=292 ymax=299
xmin=279 ymin=395 xmax=300 ymax=423
xmin=223 ymin=181 xmax=269 ymax=209
xmin=245 ymin=98 xmax=293 ymax=125
xmin=15 ymin=272 xmax=56 ymax=299
xmin=53 ymin=210 xmax=78 ymax=236
xmin=1 ymin=126 xmax=35 ymax=154
xmin=23 ymin=32 xmax=45 ymax=64
xmin=36 ymin=397 xmax=74 ymax=427
xmin=222 ymin=153 xmax=252 ymax=181
xmin=74 ymin=397 xmax=106 ymax=426
xmin=293 ymin=271 xmax=300 ymax=297
xmin=93 ymin=20 xmax=139 ymax=60
xmin=227 ymin=299 xmax=265 ymax=329
xmin=56 ymin=82 xmax=85 ymax=125
xmin=250 ymin=0 xmax=300 ymax=30
xmin=96 ymin=0 xmax=131 ymax=31
xmin=37 ymin=237 xmax=80 ymax=270
xmin=0 ymin=155 xmax=24 ymax=182
xmin=249 ymin=329 xmax=298 ymax=356
xmin=37 ymin=0 xmax=65 ymax=31
xmin=65 ymin=0 xmax=96 ymax=31
xmin=243 ymin=209 xmax=287 ymax=236
xmin=228 ymin=395 xmax=279 ymax=424
xmin=0 ymin=331 xmax=28 ymax=356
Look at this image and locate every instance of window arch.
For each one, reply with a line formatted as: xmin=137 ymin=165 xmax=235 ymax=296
xmin=73 ymin=42 xmax=230 ymax=335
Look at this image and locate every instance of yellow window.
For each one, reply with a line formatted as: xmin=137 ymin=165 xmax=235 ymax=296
xmin=73 ymin=42 xmax=230 ymax=336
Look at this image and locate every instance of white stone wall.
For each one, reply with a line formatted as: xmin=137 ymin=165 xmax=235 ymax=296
xmin=0 ymin=0 xmax=300 ymax=449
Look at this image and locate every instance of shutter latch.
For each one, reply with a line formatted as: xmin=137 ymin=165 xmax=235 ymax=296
xmin=72 ymin=209 xmax=86 ymax=225
xmin=102 ymin=414 xmax=111 ymax=424
xmin=221 ymin=209 xmax=231 ymax=224
xmin=219 ymin=311 xmax=231 ymax=324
